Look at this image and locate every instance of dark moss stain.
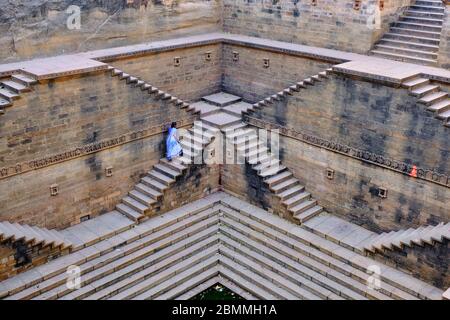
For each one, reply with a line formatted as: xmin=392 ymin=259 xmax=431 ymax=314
xmin=85 ymin=155 xmax=102 ymax=180
xmin=244 ymin=163 xmax=271 ymax=211
xmin=273 ymin=100 xmax=288 ymax=127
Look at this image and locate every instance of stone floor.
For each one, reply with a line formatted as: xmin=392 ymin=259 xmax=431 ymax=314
xmin=1 ymin=33 xmax=449 ymax=83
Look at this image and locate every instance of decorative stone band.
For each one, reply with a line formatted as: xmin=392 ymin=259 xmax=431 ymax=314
xmin=244 ymin=115 xmax=450 ymax=188
xmin=0 ymin=116 xmax=196 ymax=181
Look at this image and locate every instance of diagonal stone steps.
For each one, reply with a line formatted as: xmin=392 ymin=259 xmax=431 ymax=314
xmin=0 ymin=72 xmax=38 ymax=115
xmin=370 ymin=0 xmax=445 ymax=65
xmin=360 ymin=221 xmax=450 ymax=253
xmin=108 ymin=66 xmax=194 ymax=115
xmin=403 ymin=75 xmax=450 ymax=127
xmin=194 ymin=91 xmax=327 ymax=224
xmin=0 ymin=192 xmax=443 ymax=300
xmin=0 ymin=221 xmax=72 ymax=250
xmin=249 ymin=69 xmax=333 ymax=113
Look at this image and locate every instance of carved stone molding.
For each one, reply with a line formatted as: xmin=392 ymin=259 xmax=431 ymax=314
xmin=244 ymin=115 xmax=450 ymax=188
xmin=0 ymin=117 xmax=196 ymax=181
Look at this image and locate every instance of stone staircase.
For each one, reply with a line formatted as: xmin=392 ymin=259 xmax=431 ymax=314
xmin=108 ymin=65 xmax=216 ymax=222
xmin=0 ymin=221 xmax=72 ymax=250
xmin=0 ymin=193 xmax=444 ymax=300
xmin=371 ymin=0 xmax=445 ymax=65
xmin=361 ymin=221 xmax=450 ymax=253
xmin=191 ymin=92 xmax=325 ymax=224
xmin=115 ymin=121 xmax=218 ymax=222
xmin=0 ymin=72 xmax=38 ymax=115
xmin=108 ymin=66 xmax=191 ymax=110
xmin=250 ymin=69 xmax=333 ymax=111
xmin=402 ymin=75 xmax=450 ymax=127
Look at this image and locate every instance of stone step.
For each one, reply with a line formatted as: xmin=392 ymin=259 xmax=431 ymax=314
xmin=154 ymin=265 xmax=221 ymax=300
xmin=217 ymin=266 xmax=278 ymax=300
xmin=0 ymin=98 xmax=11 ymax=108
xmin=403 ymin=77 xmax=430 ymax=89
xmin=159 ymin=158 xmax=187 ymax=173
xmin=220 ymin=235 xmax=343 ymax=300
xmin=201 ymin=112 xmax=242 ymax=130
xmin=289 ymin=199 xmax=317 ymax=215
xmin=427 ymin=99 xmax=450 ymax=113
xmin=219 ymin=244 xmax=320 ymax=299
xmin=1 ymin=80 xmax=30 ymax=93
xmin=278 ymin=184 xmax=305 ymax=201
xmin=219 ymin=212 xmax=396 ymax=300
xmin=0 ymin=204 xmax=214 ymax=298
xmin=294 ymin=206 xmax=323 ymax=223
xmin=148 ymin=170 xmax=175 ymax=186
xmin=11 ymin=73 xmax=37 ymax=86
xmin=122 ymin=196 xmax=149 ymax=214
xmin=153 ymin=163 xmax=180 ymax=179
xmin=253 ymin=158 xmax=281 ymax=173
xmin=410 ymin=84 xmax=440 ymax=97
xmin=130 ymin=258 xmax=220 ymax=300
xmin=219 ymin=206 xmax=427 ymax=300
xmin=379 ymin=39 xmax=439 ymax=52
xmin=259 ymin=165 xmax=287 ymax=178
xmin=141 ymin=176 xmax=167 ymax=192
xmin=0 ymin=88 xmax=20 ymax=101
xmin=390 ymin=27 xmax=441 ymax=39
xmin=263 ymin=169 xmax=292 ymax=187
xmin=418 ymin=91 xmax=448 ymax=105
xmin=128 ymin=190 xmax=157 ymax=207
xmin=384 ymin=32 xmax=440 ymax=45
xmin=271 ymin=177 xmax=300 ymax=194
xmin=135 ymin=183 xmax=162 ymax=200
xmin=436 ymin=108 xmax=450 ymax=120
xmin=8 ymin=210 xmax=219 ymax=300
xmin=218 ymin=254 xmax=297 ymax=299
xmin=219 ymin=224 xmax=364 ymax=300
xmin=283 ymin=191 xmax=311 ymax=209
xmin=405 ymin=10 xmax=444 ymax=19
xmin=374 ymin=44 xmax=438 ymax=59
xmin=116 ymin=203 xmax=145 ymax=222
xmin=395 ymin=21 xmax=442 ymax=32
xmin=73 ymin=234 xmax=220 ymax=300
xmin=201 ymin=92 xmax=242 ymax=107
xmin=399 ymin=16 xmax=443 ymax=26
xmin=58 ymin=235 xmax=219 ymax=300
xmin=371 ymin=50 xmax=437 ymax=65
xmin=410 ymin=4 xmax=445 ymax=13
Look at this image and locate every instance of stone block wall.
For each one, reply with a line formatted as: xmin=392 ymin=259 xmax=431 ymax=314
xmin=221 ymin=44 xmax=333 ymax=102
xmin=222 ymin=0 xmax=413 ymax=55
xmin=0 ymin=70 xmax=198 ymax=229
xmin=252 ymin=74 xmax=450 ymax=173
xmin=110 ymin=44 xmax=222 ymax=101
xmin=0 ymin=0 xmax=222 ymax=63
xmin=241 ymin=73 xmax=450 ymax=232
xmin=0 ymin=241 xmax=70 ymax=281
xmin=370 ymin=239 xmax=449 ymax=290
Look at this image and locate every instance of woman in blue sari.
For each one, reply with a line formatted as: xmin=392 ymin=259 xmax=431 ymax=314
xmin=166 ymin=122 xmax=183 ymax=161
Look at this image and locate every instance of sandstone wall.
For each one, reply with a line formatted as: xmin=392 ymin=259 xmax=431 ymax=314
xmin=0 ymin=70 xmax=201 ymax=229
xmin=0 ymin=0 xmax=222 ymax=63
xmin=223 ymin=0 xmax=413 ymax=55
xmin=240 ymin=74 xmax=450 ymax=232
xmin=371 ymin=239 xmax=450 ymax=290
xmin=222 ymin=44 xmax=333 ymax=102
xmin=110 ymin=44 xmax=222 ymax=101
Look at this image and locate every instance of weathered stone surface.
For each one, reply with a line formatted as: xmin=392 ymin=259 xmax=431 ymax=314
xmin=0 ymin=0 xmax=222 ymax=63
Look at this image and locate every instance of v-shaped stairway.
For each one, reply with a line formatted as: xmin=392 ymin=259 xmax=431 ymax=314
xmin=0 ymin=193 xmax=444 ymax=300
